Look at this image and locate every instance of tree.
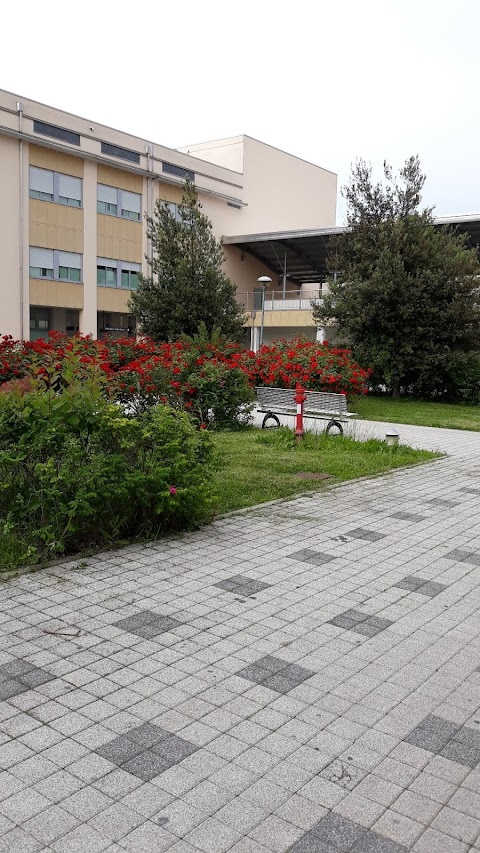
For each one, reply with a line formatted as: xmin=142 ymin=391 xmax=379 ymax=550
xmin=129 ymin=180 xmax=245 ymax=342
xmin=313 ymin=157 xmax=480 ymax=398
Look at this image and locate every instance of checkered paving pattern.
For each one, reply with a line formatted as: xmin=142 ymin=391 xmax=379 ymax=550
xmin=328 ymin=609 xmax=394 ymax=637
xmin=236 ymin=655 xmax=316 ymax=694
xmin=404 ymin=716 xmax=480 ymax=769
xmin=214 ymin=575 xmax=272 ymax=597
xmin=390 ymin=512 xmax=427 ymax=523
xmin=392 ymin=576 xmax=447 ymax=598
xmin=114 ymin=610 xmax=183 ymax=639
xmin=0 ymin=659 xmax=54 ymax=700
xmin=0 ymin=418 xmax=480 ymax=852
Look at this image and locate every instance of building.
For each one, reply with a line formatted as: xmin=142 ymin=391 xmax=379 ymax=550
xmin=0 ymin=89 xmax=337 ymax=346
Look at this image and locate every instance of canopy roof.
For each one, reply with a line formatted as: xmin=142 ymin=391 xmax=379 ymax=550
xmin=223 ymin=215 xmax=480 ymax=286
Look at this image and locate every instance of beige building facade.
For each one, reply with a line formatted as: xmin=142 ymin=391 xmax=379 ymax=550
xmin=0 ymin=89 xmax=337 ymax=345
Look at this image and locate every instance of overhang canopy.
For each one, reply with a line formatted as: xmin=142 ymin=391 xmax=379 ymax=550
xmin=223 ymin=215 xmax=480 ymax=286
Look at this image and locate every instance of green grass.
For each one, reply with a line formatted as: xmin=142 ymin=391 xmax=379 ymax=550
xmin=0 ymin=427 xmax=438 ymax=575
xmin=211 ymin=427 xmax=438 ymax=514
xmin=354 ymin=395 xmax=480 ymax=432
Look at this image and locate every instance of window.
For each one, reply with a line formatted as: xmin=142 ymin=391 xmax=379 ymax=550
xmin=58 ymin=251 xmax=82 ymax=283
xmin=121 ymin=268 xmax=139 ymax=290
xmin=161 ymin=200 xmax=182 ymax=222
xmin=29 ymin=247 xmax=54 ymax=279
xmin=30 ymin=247 xmax=82 ymax=283
xmin=162 ymin=161 xmax=195 ymax=182
xmin=29 ymin=167 xmax=82 ymax=207
xmin=121 ymin=190 xmax=141 ymax=221
xmin=58 ymin=174 xmax=82 ymax=207
xmin=97 ymin=258 xmax=141 ymax=290
xmin=97 ymin=184 xmax=141 ymax=221
xmin=29 ymin=167 xmax=54 ymax=201
xmin=97 ymin=311 xmax=136 ymax=338
xmin=101 ymin=142 xmax=140 ymax=164
xmin=33 ymin=121 xmax=80 ymax=146
xmin=30 ymin=307 xmax=50 ymax=341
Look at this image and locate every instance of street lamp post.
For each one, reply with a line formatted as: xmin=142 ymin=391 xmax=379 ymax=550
xmin=257 ymin=276 xmax=272 ymax=350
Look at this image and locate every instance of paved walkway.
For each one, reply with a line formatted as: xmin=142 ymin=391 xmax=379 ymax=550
xmin=1 ymin=420 xmax=480 ymax=852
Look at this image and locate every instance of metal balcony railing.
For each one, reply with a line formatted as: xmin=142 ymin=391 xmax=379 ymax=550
xmin=237 ymin=290 xmax=323 ymax=312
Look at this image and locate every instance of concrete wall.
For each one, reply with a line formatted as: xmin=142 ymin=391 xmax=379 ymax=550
xmin=0 ymin=136 xmax=22 ymax=337
xmin=180 ymin=135 xmax=337 ymax=235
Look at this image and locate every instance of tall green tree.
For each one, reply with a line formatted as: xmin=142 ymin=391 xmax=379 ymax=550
xmin=314 ymin=157 xmax=480 ymax=397
xmin=129 ymin=181 xmax=245 ymax=342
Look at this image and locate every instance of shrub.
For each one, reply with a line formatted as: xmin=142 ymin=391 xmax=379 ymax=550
xmin=0 ymin=358 xmax=214 ymax=571
xmin=240 ymin=337 xmax=371 ymax=396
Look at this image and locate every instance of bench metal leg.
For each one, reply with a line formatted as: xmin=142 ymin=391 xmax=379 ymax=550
xmin=325 ymin=419 xmax=343 ymax=436
xmin=262 ymin=412 xmax=281 ymax=429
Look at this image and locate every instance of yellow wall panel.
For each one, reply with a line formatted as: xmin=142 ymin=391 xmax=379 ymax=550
xmin=29 ymin=200 xmax=84 ymax=252
xmin=30 ymin=280 xmax=84 ymax=309
xmin=29 ymin=144 xmax=84 ymax=178
xmin=97 ymin=287 xmax=131 ymax=312
xmin=97 ymin=164 xmax=142 ymax=193
xmin=97 ymin=213 xmax=142 ymax=263
xmin=157 ymin=181 xmax=183 ymax=205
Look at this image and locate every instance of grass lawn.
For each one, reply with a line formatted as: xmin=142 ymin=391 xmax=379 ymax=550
xmin=211 ymin=427 xmax=438 ymax=514
xmin=0 ymin=427 xmax=438 ymax=575
xmin=354 ymin=395 xmax=480 ymax=432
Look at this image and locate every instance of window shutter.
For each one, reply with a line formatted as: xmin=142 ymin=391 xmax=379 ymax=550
xmin=58 ymin=251 xmax=81 ymax=269
xmin=97 ymin=257 xmax=116 ymax=267
xmin=97 ymin=184 xmax=118 ymax=204
xmin=30 ymin=167 xmax=54 ymax=195
xmin=30 ymin=247 xmax=54 ymax=267
xmin=120 ymin=262 xmax=141 ymax=273
xmin=58 ymin=174 xmax=82 ymax=202
xmin=122 ymin=191 xmax=141 ymax=214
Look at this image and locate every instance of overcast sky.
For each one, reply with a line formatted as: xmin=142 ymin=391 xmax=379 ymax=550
xmin=2 ymin=0 xmax=479 ymax=222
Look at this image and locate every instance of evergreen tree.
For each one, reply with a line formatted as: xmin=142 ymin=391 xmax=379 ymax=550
xmin=314 ymin=157 xmax=480 ymax=397
xmin=130 ymin=180 xmax=245 ymax=341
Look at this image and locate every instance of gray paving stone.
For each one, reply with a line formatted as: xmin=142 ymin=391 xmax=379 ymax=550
xmin=390 ymin=512 xmax=427 ymax=522
xmin=393 ymin=576 xmax=447 ymax=597
xmin=288 ymin=549 xmax=336 ymax=567
xmin=346 ymin=528 xmax=386 ymax=542
xmin=3 ymin=418 xmax=480 ymax=852
xmin=114 ymin=611 xmax=182 ymax=638
xmin=328 ymin=611 xmax=393 ymax=637
xmin=214 ymin=576 xmax=272 ymax=597
xmin=311 ymin=811 xmax=368 ymax=846
xmin=445 ymin=549 xmax=480 ymax=566
xmin=236 ymin=656 xmax=315 ymax=694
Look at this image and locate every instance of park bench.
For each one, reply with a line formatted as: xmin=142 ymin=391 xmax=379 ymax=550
xmin=255 ymin=386 xmax=357 ymax=435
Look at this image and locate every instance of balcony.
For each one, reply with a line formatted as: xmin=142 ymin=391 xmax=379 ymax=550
xmin=237 ymin=289 xmax=323 ymax=312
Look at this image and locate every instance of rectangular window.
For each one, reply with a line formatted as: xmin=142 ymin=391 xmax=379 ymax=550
xmin=57 ymin=174 xmax=82 ymax=207
xmin=58 ymin=251 xmax=82 ymax=283
xmin=29 ymin=166 xmax=54 ymax=201
xmin=97 ymin=258 xmax=141 ymax=290
xmin=33 ymin=120 xmax=80 ymax=146
xmin=161 ymin=200 xmax=183 ymax=222
xmin=29 ymin=166 xmax=82 ymax=207
xmin=162 ymin=161 xmax=195 ymax=182
xmin=97 ymin=184 xmax=141 ymax=221
xmin=29 ymin=247 xmax=82 ymax=282
xmin=121 ymin=190 xmax=141 ymax=221
xmin=30 ymin=247 xmax=54 ymax=279
xmin=101 ymin=142 xmax=140 ymax=164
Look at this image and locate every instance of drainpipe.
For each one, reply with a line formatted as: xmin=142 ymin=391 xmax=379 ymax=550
xmin=17 ymin=100 xmax=24 ymax=340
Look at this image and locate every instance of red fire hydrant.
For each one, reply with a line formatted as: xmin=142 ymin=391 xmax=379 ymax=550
xmin=295 ymin=383 xmax=306 ymax=443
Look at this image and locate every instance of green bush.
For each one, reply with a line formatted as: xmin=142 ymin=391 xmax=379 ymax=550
xmin=0 ymin=364 xmax=214 ymax=571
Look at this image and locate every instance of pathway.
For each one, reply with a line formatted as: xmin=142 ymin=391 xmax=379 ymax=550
xmin=1 ymin=420 xmax=480 ymax=852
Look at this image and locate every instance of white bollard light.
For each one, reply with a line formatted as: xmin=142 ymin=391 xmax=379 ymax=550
xmin=385 ymin=429 xmax=399 ymax=447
